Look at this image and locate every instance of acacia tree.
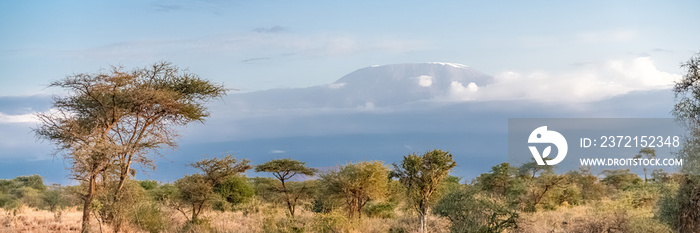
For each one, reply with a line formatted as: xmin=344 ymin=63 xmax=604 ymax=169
xmin=392 ymin=149 xmax=457 ymax=233
xmin=175 ymin=154 xmax=251 ymax=222
xmin=633 ymin=147 xmax=656 ymax=182
xmin=320 ymin=161 xmax=389 ymax=218
xmin=255 ymin=158 xmax=317 ymax=217
xmin=35 ymin=62 xmax=226 ymax=232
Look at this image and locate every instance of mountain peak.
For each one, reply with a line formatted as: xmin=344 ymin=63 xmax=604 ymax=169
xmin=234 ymin=62 xmax=493 ymax=110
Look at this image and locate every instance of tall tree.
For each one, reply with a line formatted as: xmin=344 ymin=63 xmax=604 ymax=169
xmin=255 ymin=158 xmax=317 ymax=217
xmin=633 ymin=147 xmax=656 ymax=182
xmin=320 ymin=161 xmax=389 ymax=219
xmin=673 ymin=52 xmax=700 ymax=232
xmin=392 ymin=149 xmax=457 ymax=233
xmin=35 ymin=62 xmax=226 ymax=232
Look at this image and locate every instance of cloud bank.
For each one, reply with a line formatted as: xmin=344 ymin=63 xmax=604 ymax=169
xmin=448 ymin=57 xmax=679 ymax=103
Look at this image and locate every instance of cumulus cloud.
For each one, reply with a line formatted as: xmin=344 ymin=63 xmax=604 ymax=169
xmin=449 ymin=81 xmax=479 ymax=101
xmin=449 ymin=57 xmax=679 ymax=103
xmin=418 ymin=75 xmax=433 ymax=87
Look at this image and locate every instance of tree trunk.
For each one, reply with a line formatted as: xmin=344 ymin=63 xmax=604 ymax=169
xmin=419 ymin=200 xmax=428 ymax=233
xmin=81 ymin=173 xmax=97 ymax=233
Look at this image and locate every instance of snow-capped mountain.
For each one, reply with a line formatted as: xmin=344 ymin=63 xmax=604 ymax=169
xmin=230 ymin=62 xmax=493 ymax=111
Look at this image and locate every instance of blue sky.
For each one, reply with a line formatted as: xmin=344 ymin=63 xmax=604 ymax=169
xmin=0 ymin=1 xmax=699 ymax=183
xmin=2 ymin=1 xmax=698 ymax=94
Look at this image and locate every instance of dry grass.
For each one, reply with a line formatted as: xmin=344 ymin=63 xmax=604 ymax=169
xmin=0 ymin=205 xmax=450 ymax=233
xmin=516 ymin=200 xmax=672 ymax=233
xmin=1 ymin=207 xmax=82 ymax=233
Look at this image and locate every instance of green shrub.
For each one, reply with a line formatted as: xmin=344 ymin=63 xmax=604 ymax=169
xmin=363 ymin=201 xmax=396 ymax=219
xmin=214 ymin=175 xmax=254 ymax=206
xmin=0 ymin=194 xmax=22 ymax=210
xmin=140 ymin=180 xmax=160 ymax=190
xmin=131 ymin=202 xmax=169 ymax=233
xmin=434 ymin=185 xmax=518 ymax=233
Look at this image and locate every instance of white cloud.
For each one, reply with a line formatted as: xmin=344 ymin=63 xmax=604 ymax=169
xmin=450 ymin=57 xmax=679 ymax=103
xmin=418 ymin=75 xmax=433 ymax=87
xmin=0 ymin=112 xmax=38 ymax=124
xmin=449 ymin=81 xmax=478 ymax=101
xmin=270 ymin=150 xmax=286 ymax=154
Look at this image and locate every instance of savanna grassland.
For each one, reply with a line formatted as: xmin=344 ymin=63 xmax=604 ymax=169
xmin=0 ymin=157 xmax=685 ymax=233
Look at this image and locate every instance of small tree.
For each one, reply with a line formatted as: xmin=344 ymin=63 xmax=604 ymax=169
xmin=434 ymin=185 xmax=518 ymax=233
xmin=601 ymin=169 xmax=642 ymax=190
xmin=392 ymin=149 xmax=457 ymax=233
xmin=518 ymin=160 xmax=553 ymax=179
xmin=175 ymin=154 xmax=251 ymax=222
xmin=477 ymin=163 xmax=518 ymax=196
xmin=255 ymin=158 xmax=317 ymax=217
xmin=634 ymin=147 xmax=656 ymax=182
xmin=320 ymin=161 xmax=389 ymax=219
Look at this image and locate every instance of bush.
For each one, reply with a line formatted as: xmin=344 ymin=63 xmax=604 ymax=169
xmin=214 ymin=175 xmax=254 ymax=206
xmin=140 ymin=180 xmax=160 ymax=190
xmin=434 ymin=185 xmax=518 ymax=233
xmin=131 ymin=202 xmax=169 ymax=233
xmin=313 ymin=211 xmax=350 ymax=233
xmin=363 ymin=201 xmax=396 ymax=219
xmin=0 ymin=194 xmax=22 ymax=210
xmin=180 ymin=218 xmax=211 ymax=233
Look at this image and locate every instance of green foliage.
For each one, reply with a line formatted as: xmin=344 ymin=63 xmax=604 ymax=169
xmin=601 ymin=169 xmax=642 ymax=190
xmin=0 ymin=193 xmax=22 ymax=210
xmin=139 ymin=180 xmax=160 ymax=190
xmin=176 ymin=154 xmax=252 ymax=221
xmin=14 ymin=175 xmax=46 ymax=192
xmin=319 ymin=161 xmax=389 ymax=218
xmin=434 ymin=185 xmax=518 ymax=233
xmin=657 ymin=182 xmax=681 ymax=229
xmin=392 ymin=149 xmax=457 ymax=208
xmin=521 ymin=173 xmax=568 ymax=211
xmin=43 ymin=188 xmax=66 ymax=211
xmin=363 ymin=201 xmax=396 ymax=219
xmin=176 ymin=174 xmax=213 ymax=219
xmin=251 ymin=177 xmax=280 ymax=201
xmin=566 ymin=167 xmax=607 ymax=203
xmin=214 ymin=175 xmax=254 ymax=206
xmin=517 ymin=160 xmax=552 ymax=178
xmin=131 ymin=202 xmax=169 ymax=233
xmin=392 ymin=149 xmax=457 ymax=232
xmin=255 ymin=158 xmax=317 ymax=177
xmin=149 ymin=183 xmax=178 ymax=202
xmin=255 ymin=158 xmax=317 ymax=217
xmin=477 ymin=162 xmax=519 ymax=196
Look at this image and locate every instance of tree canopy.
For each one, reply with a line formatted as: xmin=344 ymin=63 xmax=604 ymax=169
xmin=34 ymin=61 xmax=226 ymax=232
